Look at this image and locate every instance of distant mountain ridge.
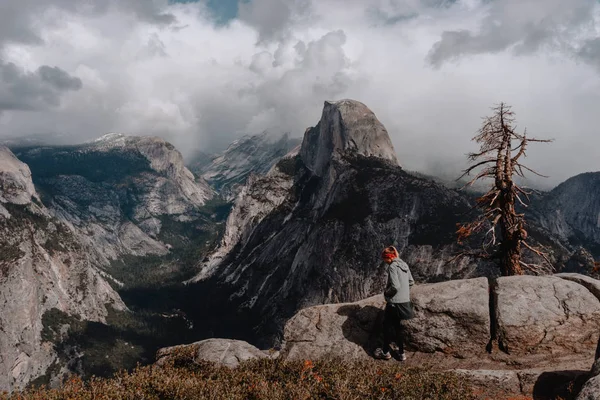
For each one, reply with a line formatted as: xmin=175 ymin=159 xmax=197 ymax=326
xmin=533 ymin=172 xmax=600 ymax=254
xmin=190 ymin=132 xmax=300 ymax=201
xmin=11 ymin=134 xmax=215 ymax=271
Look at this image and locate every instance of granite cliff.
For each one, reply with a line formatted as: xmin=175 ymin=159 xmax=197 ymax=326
xmin=0 ymin=146 xmax=125 ymax=391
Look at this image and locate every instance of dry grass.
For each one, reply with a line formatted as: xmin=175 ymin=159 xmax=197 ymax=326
xmin=1 ymin=355 xmax=480 ymax=400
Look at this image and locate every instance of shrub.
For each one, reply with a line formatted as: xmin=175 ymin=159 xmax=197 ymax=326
xmin=275 ymin=155 xmax=300 ymax=177
xmin=3 ymin=358 xmax=480 ymax=400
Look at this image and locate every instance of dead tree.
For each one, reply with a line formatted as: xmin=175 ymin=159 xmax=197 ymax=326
xmin=456 ymin=103 xmax=553 ymax=276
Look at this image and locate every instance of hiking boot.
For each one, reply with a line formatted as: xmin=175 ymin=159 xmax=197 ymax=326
xmin=373 ymin=348 xmax=392 ymax=360
xmin=397 ymin=352 xmax=407 ymax=362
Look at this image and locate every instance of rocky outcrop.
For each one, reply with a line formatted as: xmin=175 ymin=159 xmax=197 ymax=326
xmin=495 ymin=276 xmax=600 ymax=356
xmin=576 ymin=335 xmax=600 ymax=400
xmin=0 ymin=147 xmax=125 ymax=392
xmin=156 ymin=339 xmax=269 ymax=368
xmin=281 ymin=278 xmax=490 ymax=361
xmin=562 ymin=247 xmax=598 ymax=275
xmin=12 ymin=134 xmax=215 ymax=273
xmin=556 ymin=273 xmax=600 ymax=299
xmin=160 ymin=275 xmax=600 ymax=398
xmin=281 ymin=295 xmax=384 ymax=361
xmin=194 ymin=132 xmax=300 ymax=201
xmin=281 ymin=275 xmax=600 ymax=363
xmin=403 ymin=278 xmax=490 ymax=355
xmin=577 ymin=358 xmax=600 ymax=400
xmin=93 ymin=134 xmax=213 ymax=210
xmin=189 ymin=99 xmax=489 ymax=346
xmin=0 ymin=146 xmax=39 ymax=208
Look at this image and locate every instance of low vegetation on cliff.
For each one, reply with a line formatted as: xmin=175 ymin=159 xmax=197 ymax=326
xmin=4 ymin=357 xmax=479 ymax=400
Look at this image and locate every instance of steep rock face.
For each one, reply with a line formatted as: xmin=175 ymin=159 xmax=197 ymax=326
xmin=191 ymin=100 xmax=489 ymax=346
xmin=531 ymin=172 xmax=600 ymax=257
xmin=300 ymin=100 xmax=399 ymax=177
xmin=0 ymin=147 xmax=125 ymax=391
xmin=101 ymin=134 xmax=213 ymax=215
xmin=562 ymin=247 xmax=598 ymax=274
xmin=0 ymin=147 xmax=39 ymax=208
xmin=194 ymin=132 xmax=300 ymax=200
xmin=193 ymin=148 xmax=298 ymax=281
xmin=12 ymin=134 xmax=215 ymax=268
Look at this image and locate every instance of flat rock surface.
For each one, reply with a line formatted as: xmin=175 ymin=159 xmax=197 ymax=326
xmin=454 ymin=368 xmax=589 ymax=399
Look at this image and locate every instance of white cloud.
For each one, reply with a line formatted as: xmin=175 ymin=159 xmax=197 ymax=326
xmin=0 ymin=0 xmax=599 ymax=187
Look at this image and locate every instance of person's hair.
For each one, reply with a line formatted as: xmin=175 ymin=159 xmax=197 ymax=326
xmin=384 ymin=246 xmax=398 ymax=254
xmin=381 ymin=246 xmax=399 ymax=261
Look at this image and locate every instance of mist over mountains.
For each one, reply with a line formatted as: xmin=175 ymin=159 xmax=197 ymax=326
xmin=1 ymin=98 xmax=599 ymax=392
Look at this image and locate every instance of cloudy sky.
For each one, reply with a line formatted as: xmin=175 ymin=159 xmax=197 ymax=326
xmin=0 ymin=0 xmax=599 ymax=187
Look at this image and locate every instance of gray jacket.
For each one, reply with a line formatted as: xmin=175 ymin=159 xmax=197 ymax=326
xmin=384 ymin=258 xmax=414 ymax=304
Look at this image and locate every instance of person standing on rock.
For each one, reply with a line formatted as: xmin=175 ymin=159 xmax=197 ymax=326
xmin=374 ymin=246 xmax=415 ymax=361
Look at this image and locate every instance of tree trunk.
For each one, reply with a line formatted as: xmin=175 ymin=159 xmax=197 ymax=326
xmin=499 ymin=184 xmax=523 ymax=276
xmin=500 ymin=235 xmax=523 ymax=276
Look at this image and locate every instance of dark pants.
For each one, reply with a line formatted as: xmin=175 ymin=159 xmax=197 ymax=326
xmin=382 ymin=302 xmax=413 ymax=354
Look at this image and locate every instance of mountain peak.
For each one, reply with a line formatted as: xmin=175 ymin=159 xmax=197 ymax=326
xmin=300 ymin=99 xmax=399 ymax=177
xmin=0 ymin=146 xmax=39 ymax=207
xmin=93 ymin=133 xmax=127 ymax=143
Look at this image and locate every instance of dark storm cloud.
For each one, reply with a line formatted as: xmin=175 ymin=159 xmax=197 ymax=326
xmin=38 ymin=66 xmax=83 ymax=91
xmin=579 ymin=38 xmax=600 ymax=69
xmin=238 ymin=0 xmax=310 ymax=43
xmin=427 ymin=0 xmax=596 ymax=67
xmin=0 ymin=61 xmax=82 ymax=111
